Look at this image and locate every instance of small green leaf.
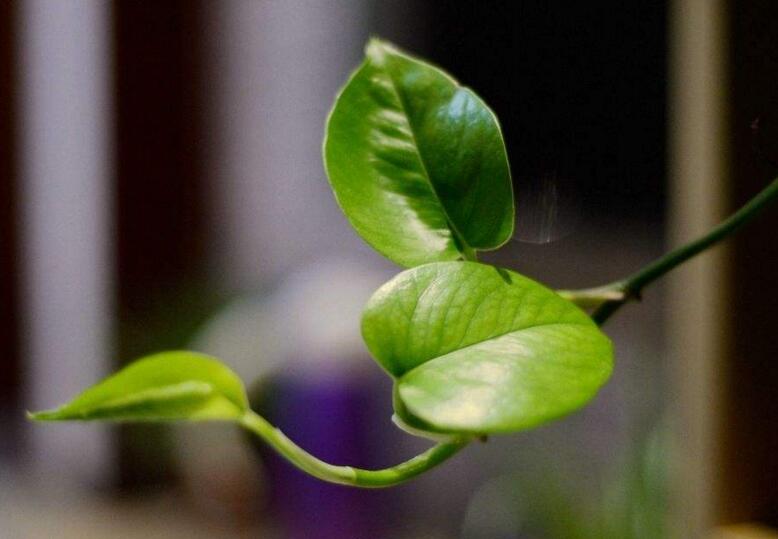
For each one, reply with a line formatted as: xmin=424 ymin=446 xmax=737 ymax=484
xmin=362 ymin=262 xmax=613 ymax=434
xmin=30 ymin=351 xmax=248 ymax=422
xmin=324 ymin=38 xmax=514 ymax=267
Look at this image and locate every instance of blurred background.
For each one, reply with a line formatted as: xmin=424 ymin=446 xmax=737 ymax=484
xmin=0 ymin=1 xmax=776 ymax=537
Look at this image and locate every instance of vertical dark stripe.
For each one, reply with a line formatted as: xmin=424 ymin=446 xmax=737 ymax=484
xmin=113 ymin=0 xmax=209 ymax=490
xmin=0 ymin=0 xmax=20 ymax=453
xmin=720 ymin=0 xmax=778 ymax=524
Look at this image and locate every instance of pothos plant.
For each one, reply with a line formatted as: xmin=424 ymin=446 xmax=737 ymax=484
xmin=32 ymin=39 xmax=778 ymax=488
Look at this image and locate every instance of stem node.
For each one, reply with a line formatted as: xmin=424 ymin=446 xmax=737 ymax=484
xmin=577 ymin=176 xmax=778 ymax=325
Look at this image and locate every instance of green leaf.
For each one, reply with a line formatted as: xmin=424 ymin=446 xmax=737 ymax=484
xmin=362 ymin=262 xmax=613 ymax=434
xmin=30 ymin=351 xmax=248 ymax=422
xmin=324 ymin=38 xmax=514 ymax=267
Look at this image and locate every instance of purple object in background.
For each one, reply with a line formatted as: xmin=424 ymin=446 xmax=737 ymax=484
xmin=253 ymin=368 xmax=398 ymax=539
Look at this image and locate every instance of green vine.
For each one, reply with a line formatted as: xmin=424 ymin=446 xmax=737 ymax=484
xmin=31 ymin=39 xmax=778 ymax=489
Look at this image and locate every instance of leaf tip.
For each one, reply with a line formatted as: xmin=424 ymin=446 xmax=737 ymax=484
xmin=365 ymin=35 xmax=385 ymax=49
xmin=365 ymin=36 xmax=396 ymax=62
xmin=27 ymin=409 xmax=62 ymax=422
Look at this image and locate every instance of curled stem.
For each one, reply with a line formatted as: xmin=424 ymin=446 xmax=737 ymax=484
xmin=239 ymin=410 xmax=469 ymax=488
xmin=583 ymin=176 xmax=778 ymax=325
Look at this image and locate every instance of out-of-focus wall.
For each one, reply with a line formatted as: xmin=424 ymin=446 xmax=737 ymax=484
xmin=17 ymin=0 xmax=114 ymax=485
xmin=204 ymin=0 xmax=372 ymax=288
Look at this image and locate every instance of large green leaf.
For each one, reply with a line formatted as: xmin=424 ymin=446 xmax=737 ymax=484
xmin=362 ymin=262 xmax=613 ymax=434
xmin=30 ymin=351 xmax=248 ymax=422
xmin=324 ymin=38 xmax=514 ymax=267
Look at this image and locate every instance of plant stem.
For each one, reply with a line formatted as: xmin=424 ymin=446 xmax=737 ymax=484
xmin=462 ymin=244 xmax=478 ymax=262
xmin=589 ymin=176 xmax=778 ymax=325
xmin=556 ymin=286 xmax=626 ymax=308
xmin=239 ymin=410 xmax=469 ymax=488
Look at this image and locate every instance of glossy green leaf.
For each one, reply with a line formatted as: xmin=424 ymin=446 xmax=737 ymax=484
xmin=362 ymin=262 xmax=613 ymax=434
xmin=30 ymin=351 xmax=248 ymax=422
xmin=324 ymin=38 xmax=514 ymax=267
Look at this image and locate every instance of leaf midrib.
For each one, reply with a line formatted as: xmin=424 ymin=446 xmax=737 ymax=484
xmin=70 ymin=381 xmax=217 ymax=418
xmin=376 ymin=54 xmax=473 ymax=256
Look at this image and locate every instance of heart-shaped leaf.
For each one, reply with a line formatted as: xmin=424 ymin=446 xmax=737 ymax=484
xmin=30 ymin=351 xmax=248 ymax=422
xmin=362 ymin=262 xmax=613 ymax=434
xmin=324 ymin=38 xmax=514 ymax=267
